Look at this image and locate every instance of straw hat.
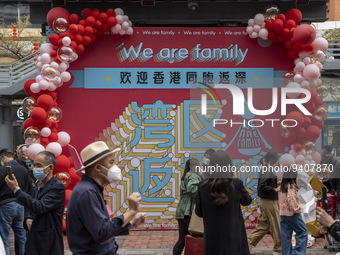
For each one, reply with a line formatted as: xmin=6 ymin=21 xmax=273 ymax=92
xmin=78 ymin=141 xmax=120 ymax=171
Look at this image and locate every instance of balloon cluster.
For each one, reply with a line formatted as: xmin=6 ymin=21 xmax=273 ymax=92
xmin=21 ymin=7 xmax=132 ymax=230
xmin=247 ymin=7 xmax=329 ymax=166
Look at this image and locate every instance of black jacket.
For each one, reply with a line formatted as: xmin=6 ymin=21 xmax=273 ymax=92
xmin=257 ymin=172 xmax=278 ymax=200
xmin=329 ymin=221 xmax=340 ymax=243
xmin=196 ymin=178 xmax=252 ymax=255
xmin=0 ymin=160 xmax=33 ymax=205
xmin=15 ymin=176 xmax=65 ymax=255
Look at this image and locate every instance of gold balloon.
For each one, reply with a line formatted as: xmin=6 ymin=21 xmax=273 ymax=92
xmin=55 ymin=172 xmax=71 ymax=187
xmin=315 ymin=167 xmax=331 ymax=181
xmin=16 ymin=144 xmax=29 ymax=161
xmin=22 ymin=96 xmax=36 ymax=113
xmin=263 ymin=5 xmax=280 ymax=21
xmin=303 ymin=141 xmax=316 ymax=153
xmin=314 ymin=106 xmax=328 ymax=120
xmin=24 ymin=126 xmax=41 ymax=145
xmin=282 ymin=71 xmax=295 ymax=85
xmin=47 ymin=107 xmax=63 ymax=122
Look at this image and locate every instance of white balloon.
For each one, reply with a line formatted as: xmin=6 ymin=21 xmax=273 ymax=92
xmin=121 ymin=21 xmax=129 ymax=30
xmin=126 ymin=27 xmax=133 ymax=35
xmin=253 ymin=25 xmax=261 ymax=33
xmin=59 ymin=62 xmax=68 ymax=72
xmin=123 ymin=15 xmax=129 ymax=21
xmin=293 ymin=74 xmax=304 ymax=83
xmin=254 ymin=13 xmax=264 ymax=25
xmin=57 ymin=131 xmax=71 ymax=146
xmin=36 ymin=61 xmax=43 ymax=70
xmin=35 ymin=75 xmax=44 ymax=83
xmin=40 ymin=43 xmax=53 ymax=54
xmin=247 ymin=18 xmax=255 ymax=27
xmin=62 ymin=36 xmax=71 ymax=46
xmin=48 ymin=83 xmax=57 ymax=91
xmin=60 ymin=72 xmax=71 ymax=82
xmin=295 ymin=61 xmax=306 ymax=72
xmin=46 ymin=142 xmax=62 ymax=157
xmin=39 ymin=79 xmax=49 ymax=90
xmin=246 ymin=26 xmax=254 ymax=34
xmin=116 ymin=15 xmax=124 ymax=24
xmin=41 ymin=127 xmax=51 ymax=137
xmin=30 ymin=83 xmax=41 ymax=93
xmin=259 ymin=28 xmax=268 ymax=39
xmin=303 ymin=57 xmax=311 ymax=65
xmin=115 ymin=8 xmax=124 ymax=16
xmin=250 ymin=32 xmax=258 ymax=38
xmin=298 ymin=51 xmax=308 ymax=59
xmin=301 ymin=80 xmax=310 ymax=88
xmin=50 ymin=62 xmax=59 ymax=70
xmin=40 ymin=53 xmax=51 ymax=64
xmin=286 ymin=82 xmax=301 ymax=98
xmin=119 ymin=29 xmax=126 ymax=35
xmin=27 ymin=143 xmax=45 ymax=160
xmin=294 ymin=58 xmax=302 ymax=65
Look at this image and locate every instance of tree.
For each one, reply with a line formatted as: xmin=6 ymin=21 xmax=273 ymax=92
xmin=0 ymin=15 xmax=45 ymax=61
xmin=323 ymin=28 xmax=340 ymax=41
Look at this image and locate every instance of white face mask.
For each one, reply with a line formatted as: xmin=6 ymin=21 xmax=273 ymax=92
xmin=0 ymin=161 xmax=4 ymax=166
xmin=99 ymin=164 xmax=122 ymax=183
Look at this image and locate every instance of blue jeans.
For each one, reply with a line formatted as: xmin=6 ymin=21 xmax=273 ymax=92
xmin=280 ymin=213 xmax=308 ymax=255
xmin=0 ymin=202 xmax=26 ymax=255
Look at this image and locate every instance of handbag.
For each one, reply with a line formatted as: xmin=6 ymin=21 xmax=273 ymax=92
xmin=188 ymin=205 xmax=204 ymax=236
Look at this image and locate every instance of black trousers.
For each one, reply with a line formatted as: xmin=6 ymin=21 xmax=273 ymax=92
xmin=173 ymin=216 xmax=191 ymax=255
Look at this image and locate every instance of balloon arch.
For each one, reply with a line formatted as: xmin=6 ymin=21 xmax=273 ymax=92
xmin=18 ymin=6 xmax=329 ymax=229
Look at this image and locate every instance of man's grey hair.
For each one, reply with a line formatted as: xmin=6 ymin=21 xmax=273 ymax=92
xmin=37 ymin=151 xmax=56 ymax=167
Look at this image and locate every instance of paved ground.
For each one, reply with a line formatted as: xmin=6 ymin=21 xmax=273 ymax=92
xmin=9 ymin=229 xmax=339 ymax=255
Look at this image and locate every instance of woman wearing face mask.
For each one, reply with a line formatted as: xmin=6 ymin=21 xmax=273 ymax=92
xmin=67 ymin=141 xmax=146 ymax=255
xmin=173 ymin=158 xmax=202 ymax=255
xmin=248 ymin=152 xmax=281 ymax=255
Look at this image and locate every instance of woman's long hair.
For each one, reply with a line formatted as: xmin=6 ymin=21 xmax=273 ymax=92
xmin=182 ymin=158 xmax=200 ymax=181
xmin=280 ymin=168 xmax=298 ymax=193
xmin=203 ymin=150 xmax=234 ymax=206
xmin=259 ymin=151 xmax=279 ymax=177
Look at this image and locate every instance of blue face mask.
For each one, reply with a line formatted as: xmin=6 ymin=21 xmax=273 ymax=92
xmin=32 ymin=166 xmax=49 ymax=181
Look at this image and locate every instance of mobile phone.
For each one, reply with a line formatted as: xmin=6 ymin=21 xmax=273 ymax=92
xmin=6 ymin=166 xmax=13 ymax=180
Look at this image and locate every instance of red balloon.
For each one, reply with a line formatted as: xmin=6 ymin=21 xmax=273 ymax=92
xmin=294 ymin=127 xmax=306 ymax=137
xmin=82 ymin=35 xmax=91 ymax=45
xmin=304 ymin=44 xmax=314 ymax=52
xmin=23 ymin=118 xmax=35 ymax=130
xmin=273 ymin=19 xmax=284 ymax=31
xmin=24 ymin=79 xmax=36 ymax=95
xmin=46 ymin=7 xmax=70 ymax=28
xmin=62 ymin=220 xmax=66 ymax=232
xmin=286 ymin=111 xmax=304 ymax=128
xmin=285 ymin=19 xmax=296 ymax=30
xmin=49 ymin=34 xmax=60 ymax=46
xmin=99 ymin=12 xmax=108 ymax=23
xmin=95 ymin=20 xmax=103 ymax=29
xmin=55 ymin=155 xmax=71 ymax=172
xmin=311 ymin=116 xmax=324 ymax=129
xmin=68 ymin=14 xmax=79 ymax=24
xmin=65 ymin=189 xmax=72 ymax=205
xmin=76 ymin=44 xmax=85 ymax=54
xmin=288 ymin=50 xmax=299 ymax=59
xmin=68 ymin=168 xmax=81 ymax=188
xmin=106 ymin=9 xmax=116 ymax=17
xmin=85 ymin=16 xmax=96 ymax=27
xmin=37 ymin=94 xmax=54 ymax=111
xmin=286 ymin=9 xmax=302 ymax=24
xmin=282 ymin=28 xmax=290 ymax=38
xmin=107 ymin=17 xmax=117 ymax=27
xmin=48 ymin=91 xmax=57 ymax=99
xmin=285 ymin=40 xmax=294 ymax=50
xmin=306 ymin=125 xmax=320 ymax=141
xmin=265 ymin=21 xmax=274 ymax=31
xmin=79 ymin=20 xmax=86 ymax=26
xmin=68 ymin=157 xmax=74 ymax=168
xmin=277 ymin=14 xmax=286 ymax=22
xmin=50 ymin=50 xmax=57 ymax=58
xmin=69 ymin=24 xmax=78 ymax=34
xmin=31 ymin=107 xmax=47 ymax=123
xmin=294 ymin=44 xmax=304 ymax=52
xmin=82 ymin=8 xmax=92 ymax=18
xmin=44 ymin=118 xmax=52 ymax=127
xmin=77 ymin=24 xmax=85 ymax=35
xmin=50 ymin=121 xmax=58 ymax=129
xmin=293 ymin=24 xmax=316 ymax=46
xmin=96 ymin=29 xmax=105 ymax=36
xmin=49 ymin=132 xmax=58 ymax=142
xmin=268 ymin=32 xmax=278 ymax=42
xmin=84 ymin=26 xmax=94 ymax=35
xmin=308 ymin=88 xmax=318 ymax=102
xmin=102 ymin=23 xmax=110 ymax=32
xmin=302 ymin=117 xmax=311 ymax=128
xmin=289 ymin=28 xmax=296 ymax=38
xmin=40 ymin=137 xmax=49 ymax=147
xmin=90 ymin=34 xmax=97 ymax=43
xmin=70 ymin=41 xmax=77 ymax=50
xmin=74 ymin=34 xmax=83 ymax=44
xmin=294 ymin=143 xmax=302 ymax=152
xmin=91 ymin=10 xmax=100 ymax=20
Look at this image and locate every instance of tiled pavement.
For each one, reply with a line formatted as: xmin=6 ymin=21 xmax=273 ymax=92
xmin=9 ymin=229 xmax=339 ymax=255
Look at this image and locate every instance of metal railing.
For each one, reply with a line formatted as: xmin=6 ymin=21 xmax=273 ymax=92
xmin=326 ymin=40 xmax=340 ymax=60
xmin=0 ymin=51 xmax=38 ymax=88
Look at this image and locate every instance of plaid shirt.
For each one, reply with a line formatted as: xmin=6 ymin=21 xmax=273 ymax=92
xmin=67 ymin=175 xmax=130 ymax=255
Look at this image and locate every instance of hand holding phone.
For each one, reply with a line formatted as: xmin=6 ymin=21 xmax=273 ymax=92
xmin=6 ymin=166 xmax=13 ymax=180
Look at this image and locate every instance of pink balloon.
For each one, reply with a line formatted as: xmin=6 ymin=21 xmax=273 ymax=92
xmin=312 ymin=152 xmax=321 ymax=164
xmin=30 ymin=83 xmax=41 ymax=93
xmin=279 ymin=153 xmax=296 ymax=166
xmin=40 ymin=43 xmax=54 ymax=54
xmin=259 ymin=28 xmax=268 ymax=39
xmin=286 ymin=82 xmax=301 ymax=99
xmin=27 ymin=143 xmax=45 ymax=160
xmin=57 ymin=131 xmax=71 ymax=146
xmin=295 ymin=61 xmax=305 ymax=72
xmin=46 ymin=142 xmax=62 ymax=157
xmin=248 ymin=19 xmax=255 ymax=26
xmin=39 ymin=80 xmax=49 ymax=90
xmin=313 ymin=37 xmax=328 ymax=52
xmin=303 ymin=64 xmax=320 ymax=80
xmin=254 ymin=14 xmax=264 ymax=25
xmin=60 ymin=72 xmax=71 ymax=82
xmin=40 ymin=53 xmax=51 ymax=64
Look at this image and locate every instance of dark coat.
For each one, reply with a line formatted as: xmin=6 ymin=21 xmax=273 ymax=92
xmin=15 ymin=176 xmax=65 ymax=255
xmin=196 ymin=178 xmax=252 ymax=255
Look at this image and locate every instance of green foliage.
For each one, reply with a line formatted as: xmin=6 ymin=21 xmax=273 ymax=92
xmin=323 ymin=28 xmax=340 ymax=42
xmin=0 ymin=15 xmax=45 ymax=61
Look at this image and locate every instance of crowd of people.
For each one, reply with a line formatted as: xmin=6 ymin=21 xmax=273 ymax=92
xmin=1 ymin=144 xmax=340 ymax=255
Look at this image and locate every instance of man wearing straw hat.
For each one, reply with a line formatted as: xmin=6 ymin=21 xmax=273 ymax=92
xmin=67 ymin=141 xmax=145 ymax=255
